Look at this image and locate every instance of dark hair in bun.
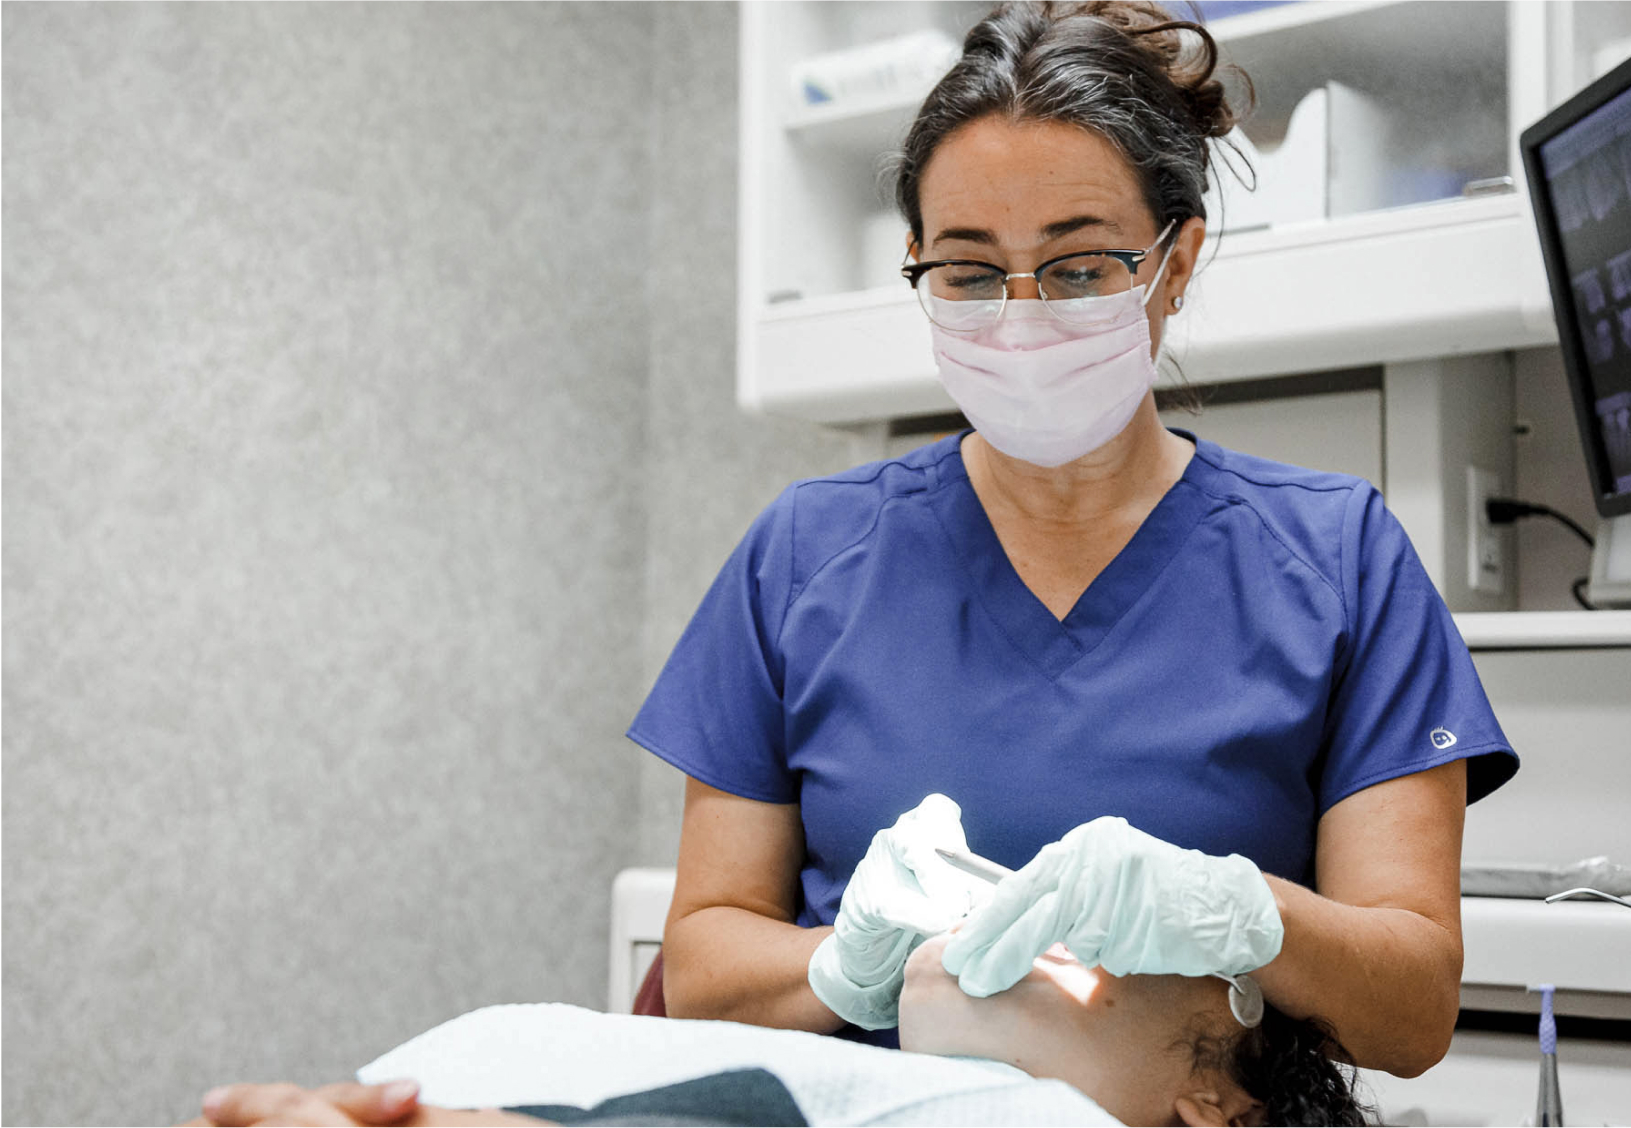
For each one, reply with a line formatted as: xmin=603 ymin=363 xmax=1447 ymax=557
xmin=892 ymin=1 xmax=1254 ymax=244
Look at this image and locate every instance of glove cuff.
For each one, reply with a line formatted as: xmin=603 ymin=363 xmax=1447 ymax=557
xmin=808 ymin=933 xmax=902 ymax=1031
xmin=1214 ymin=856 xmax=1285 ymax=974
xmin=1239 ymin=865 xmax=1285 ymax=971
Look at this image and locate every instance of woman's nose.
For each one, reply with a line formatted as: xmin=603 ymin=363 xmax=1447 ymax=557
xmin=1004 ymin=272 xmax=1043 ymax=300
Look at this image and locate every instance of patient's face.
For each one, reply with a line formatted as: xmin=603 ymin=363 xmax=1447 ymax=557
xmin=899 ymin=934 xmax=1259 ymax=1127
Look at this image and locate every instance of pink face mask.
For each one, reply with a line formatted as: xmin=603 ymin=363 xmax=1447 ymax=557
xmin=926 ymin=248 xmax=1172 ymax=469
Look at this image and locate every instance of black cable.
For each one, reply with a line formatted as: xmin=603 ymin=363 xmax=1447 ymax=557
xmin=1485 ymin=498 xmax=1599 ymax=610
xmin=1571 ymin=577 xmax=1595 ymax=610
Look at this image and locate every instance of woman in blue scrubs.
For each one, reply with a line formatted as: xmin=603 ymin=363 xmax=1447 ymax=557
xmin=634 ymin=0 xmax=1516 ymax=1081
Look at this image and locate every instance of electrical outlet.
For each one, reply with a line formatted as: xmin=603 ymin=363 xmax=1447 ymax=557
xmin=1466 ymin=465 xmax=1505 ymax=597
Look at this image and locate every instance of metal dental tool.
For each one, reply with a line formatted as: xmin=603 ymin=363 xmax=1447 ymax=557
xmin=1544 ymin=887 xmax=1631 ymax=909
xmin=935 ymin=846 xmax=1016 ymax=884
xmin=933 ymin=845 xmax=1265 ymax=1028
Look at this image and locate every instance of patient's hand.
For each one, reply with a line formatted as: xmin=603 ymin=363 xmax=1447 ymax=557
xmin=185 ymin=1080 xmax=548 ymax=1126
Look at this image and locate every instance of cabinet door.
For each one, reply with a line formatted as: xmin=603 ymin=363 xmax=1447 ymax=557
xmin=1158 ymin=385 xmax=1384 ymax=485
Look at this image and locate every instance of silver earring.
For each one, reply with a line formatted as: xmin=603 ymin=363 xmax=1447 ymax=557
xmin=1171 ymin=295 xmax=1184 ymax=312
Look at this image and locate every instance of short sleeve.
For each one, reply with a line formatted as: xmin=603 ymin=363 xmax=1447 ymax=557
xmin=626 ymin=487 xmax=798 ymax=804
xmin=1319 ymin=485 xmax=1519 ymax=812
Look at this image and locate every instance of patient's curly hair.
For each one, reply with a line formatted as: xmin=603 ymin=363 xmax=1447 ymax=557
xmin=1185 ymin=1003 xmax=1372 ymax=1126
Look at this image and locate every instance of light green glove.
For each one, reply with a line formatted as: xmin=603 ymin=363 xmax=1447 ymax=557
xmin=940 ymin=816 xmax=1284 ymax=998
xmin=808 ymin=794 xmax=989 ymax=1030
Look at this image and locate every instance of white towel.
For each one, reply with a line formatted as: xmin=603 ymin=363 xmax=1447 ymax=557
xmin=356 ymin=1002 xmax=1121 ymax=1126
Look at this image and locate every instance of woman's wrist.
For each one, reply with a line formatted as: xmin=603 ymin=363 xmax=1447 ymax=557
xmin=665 ymin=908 xmax=842 ymax=1032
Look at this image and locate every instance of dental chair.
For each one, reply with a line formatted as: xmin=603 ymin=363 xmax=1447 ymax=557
xmin=611 ymin=867 xmax=676 ymax=1017
xmin=633 ymin=954 xmax=667 ymax=1017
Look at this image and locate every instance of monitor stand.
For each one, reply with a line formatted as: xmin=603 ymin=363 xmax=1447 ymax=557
xmin=1588 ymin=514 xmax=1631 ymax=608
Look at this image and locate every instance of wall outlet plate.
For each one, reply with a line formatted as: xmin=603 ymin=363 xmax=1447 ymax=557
xmin=1467 ymin=465 xmax=1506 ymax=597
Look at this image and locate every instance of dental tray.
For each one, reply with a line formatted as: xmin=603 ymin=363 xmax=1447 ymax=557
xmin=1460 ymin=856 xmax=1631 ymax=898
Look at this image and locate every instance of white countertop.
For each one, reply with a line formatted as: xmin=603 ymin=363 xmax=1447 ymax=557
xmin=1462 ymin=897 xmax=1631 ymax=995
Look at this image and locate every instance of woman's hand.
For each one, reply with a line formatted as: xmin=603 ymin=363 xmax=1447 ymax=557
xmin=187 ymin=1080 xmax=545 ymax=1127
xmin=807 ymin=793 xmax=988 ymax=1029
xmin=941 ymin=816 xmax=1283 ymax=997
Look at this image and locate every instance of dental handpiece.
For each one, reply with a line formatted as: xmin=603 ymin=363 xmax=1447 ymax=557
xmin=934 ymin=844 xmax=1265 ymax=1028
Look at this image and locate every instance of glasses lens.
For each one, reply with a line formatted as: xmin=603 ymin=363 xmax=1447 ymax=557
xmin=915 ymin=264 xmax=1005 ymax=330
xmin=1038 ymin=254 xmax=1135 ymax=322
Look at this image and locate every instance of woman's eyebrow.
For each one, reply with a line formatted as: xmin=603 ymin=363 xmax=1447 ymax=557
xmin=931 ymin=225 xmax=999 ymax=247
xmin=1038 ymin=214 xmax=1122 ymax=241
xmin=931 ymin=215 xmax=1124 ymax=248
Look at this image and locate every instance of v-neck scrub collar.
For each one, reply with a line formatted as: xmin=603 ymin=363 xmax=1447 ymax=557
xmin=928 ymin=431 xmax=1219 ymax=680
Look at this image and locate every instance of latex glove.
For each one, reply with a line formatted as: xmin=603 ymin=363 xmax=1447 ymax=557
xmin=808 ymin=793 xmax=989 ymax=1029
xmin=940 ymin=816 xmax=1283 ymax=998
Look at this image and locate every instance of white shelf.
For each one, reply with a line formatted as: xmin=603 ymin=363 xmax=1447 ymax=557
xmin=784 ymin=88 xmax=928 ymax=158
xmin=1204 ymin=0 xmax=1407 ymax=44
xmin=1462 ymin=897 xmax=1631 ymax=996
xmin=749 ymin=287 xmax=941 ymax=422
xmin=1161 ymin=193 xmax=1558 ymax=382
xmin=1455 ymin=611 xmax=1631 ymax=650
xmin=742 ymin=195 xmax=1559 ymax=424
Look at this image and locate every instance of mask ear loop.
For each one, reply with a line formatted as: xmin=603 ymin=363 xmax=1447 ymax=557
xmin=1211 ymin=972 xmax=1265 ymax=1028
xmin=1137 ymin=221 xmax=1179 ymax=309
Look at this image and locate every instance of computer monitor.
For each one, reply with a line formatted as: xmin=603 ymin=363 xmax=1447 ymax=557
xmin=1520 ymin=53 xmax=1631 ymax=606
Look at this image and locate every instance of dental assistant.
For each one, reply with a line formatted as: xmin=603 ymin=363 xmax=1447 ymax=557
xmin=631 ymin=0 xmax=1517 ymax=1078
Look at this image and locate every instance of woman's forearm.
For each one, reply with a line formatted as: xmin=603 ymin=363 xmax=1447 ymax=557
xmin=664 ymin=905 xmax=843 ymax=1033
xmin=1253 ymin=875 xmax=1462 ymax=1077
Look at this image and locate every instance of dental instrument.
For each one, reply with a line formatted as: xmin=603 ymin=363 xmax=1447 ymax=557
xmin=934 ymin=846 xmax=1265 ymax=1028
xmin=1544 ymin=887 xmax=1631 ymax=909
xmin=936 ymin=846 xmax=1015 ymax=885
xmin=1530 ymin=983 xmax=1564 ymax=1126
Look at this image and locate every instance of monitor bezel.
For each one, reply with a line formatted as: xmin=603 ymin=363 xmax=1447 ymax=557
xmin=1519 ymin=52 xmax=1631 ymax=520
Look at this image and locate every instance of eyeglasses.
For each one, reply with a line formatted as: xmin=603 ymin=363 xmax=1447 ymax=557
xmin=902 ymin=220 xmax=1175 ymax=331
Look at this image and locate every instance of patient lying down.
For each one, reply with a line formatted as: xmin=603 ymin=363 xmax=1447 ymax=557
xmin=899 ymin=935 xmax=1363 ymax=1126
xmin=190 ymin=935 xmax=1365 ymax=1127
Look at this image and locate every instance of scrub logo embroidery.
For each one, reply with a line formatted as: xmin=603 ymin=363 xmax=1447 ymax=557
xmin=1429 ymin=727 xmax=1458 ymax=750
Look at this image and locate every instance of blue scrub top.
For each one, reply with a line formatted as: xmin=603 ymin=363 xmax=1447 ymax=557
xmin=629 ymin=430 xmax=1517 ymax=1044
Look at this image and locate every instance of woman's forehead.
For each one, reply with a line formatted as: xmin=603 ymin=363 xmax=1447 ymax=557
xmin=918 ymin=116 xmax=1150 ymax=247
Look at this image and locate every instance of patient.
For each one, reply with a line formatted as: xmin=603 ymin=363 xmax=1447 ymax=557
xmin=190 ymin=937 xmax=1366 ymax=1127
xmin=899 ymin=934 xmax=1364 ymax=1126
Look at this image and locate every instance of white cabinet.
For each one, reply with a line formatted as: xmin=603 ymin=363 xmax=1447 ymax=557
xmin=737 ymin=0 xmax=1631 ymax=426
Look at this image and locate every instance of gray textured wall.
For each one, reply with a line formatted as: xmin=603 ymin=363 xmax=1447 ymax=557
xmin=637 ymin=8 xmax=866 ymax=867
xmin=0 ymin=4 xmax=844 ymax=1125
